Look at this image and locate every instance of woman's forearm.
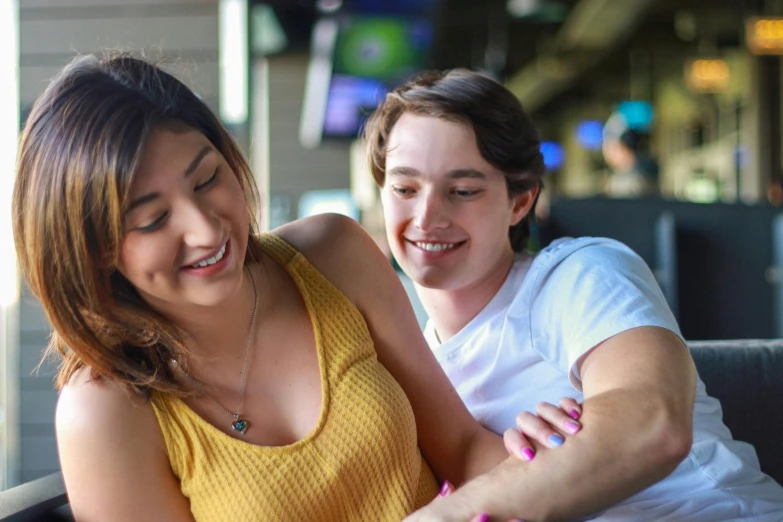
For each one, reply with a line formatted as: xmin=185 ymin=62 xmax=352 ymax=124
xmin=458 ymin=427 xmax=510 ymax=485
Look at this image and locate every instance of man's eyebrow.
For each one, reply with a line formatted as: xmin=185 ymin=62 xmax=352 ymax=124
xmin=387 ymin=167 xmax=488 ymax=180
xmin=446 ymin=168 xmax=487 ymax=180
xmin=387 ymin=166 xmax=420 ymax=177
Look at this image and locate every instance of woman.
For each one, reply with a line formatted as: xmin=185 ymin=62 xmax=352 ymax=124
xmin=13 ymin=54 xmax=578 ymax=521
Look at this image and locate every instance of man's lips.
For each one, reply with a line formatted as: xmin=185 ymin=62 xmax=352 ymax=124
xmin=406 ymin=239 xmax=467 ymax=253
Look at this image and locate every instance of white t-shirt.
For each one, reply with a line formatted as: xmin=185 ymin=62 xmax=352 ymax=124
xmin=424 ymin=237 xmax=783 ymax=521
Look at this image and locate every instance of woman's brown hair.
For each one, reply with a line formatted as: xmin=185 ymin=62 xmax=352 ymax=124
xmin=363 ymin=69 xmax=546 ymax=252
xmin=13 ymin=53 xmax=264 ymax=397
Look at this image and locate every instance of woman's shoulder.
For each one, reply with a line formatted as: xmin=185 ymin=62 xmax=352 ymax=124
xmin=57 ymin=369 xmax=193 ymax=519
xmin=271 ymin=213 xmax=395 ymax=303
xmin=273 ymin=213 xmax=381 ymax=273
xmin=272 ymin=213 xmax=371 ymax=257
xmin=57 ymin=367 xmax=163 ymax=454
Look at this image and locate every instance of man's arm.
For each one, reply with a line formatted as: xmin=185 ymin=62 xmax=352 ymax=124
xmin=407 ymin=325 xmax=696 ymax=521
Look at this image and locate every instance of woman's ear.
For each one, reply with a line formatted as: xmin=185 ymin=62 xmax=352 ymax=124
xmin=510 ymin=185 xmax=540 ymax=226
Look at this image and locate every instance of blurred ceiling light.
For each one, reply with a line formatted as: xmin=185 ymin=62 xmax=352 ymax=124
xmin=317 ymin=0 xmax=343 ymax=14
xmin=746 ymin=17 xmax=783 ymax=55
xmin=576 ymin=120 xmax=604 ymax=150
xmin=252 ymin=4 xmax=288 ymax=55
xmin=559 ymin=0 xmax=653 ymax=50
xmin=540 ymin=141 xmax=565 ymax=170
xmin=300 ymin=18 xmax=339 ymax=149
xmin=507 ymin=0 xmax=540 ymax=18
xmin=617 ymin=101 xmax=654 ymax=132
xmin=219 ymin=0 xmax=248 ymax=124
xmin=685 ymin=58 xmax=730 ymax=93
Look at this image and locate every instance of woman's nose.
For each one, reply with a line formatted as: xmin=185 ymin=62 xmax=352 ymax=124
xmin=180 ymin=200 xmax=223 ymax=247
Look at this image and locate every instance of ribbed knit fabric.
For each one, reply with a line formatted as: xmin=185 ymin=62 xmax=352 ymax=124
xmin=151 ymin=233 xmax=439 ymax=521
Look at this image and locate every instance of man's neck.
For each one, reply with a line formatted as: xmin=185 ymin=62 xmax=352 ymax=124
xmin=416 ymin=253 xmax=515 ymax=342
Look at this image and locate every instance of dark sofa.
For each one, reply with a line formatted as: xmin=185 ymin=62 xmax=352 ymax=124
xmin=688 ymin=339 xmax=783 ymax=484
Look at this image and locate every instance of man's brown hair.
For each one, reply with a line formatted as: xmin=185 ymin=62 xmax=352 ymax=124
xmin=364 ymin=69 xmax=546 ymax=251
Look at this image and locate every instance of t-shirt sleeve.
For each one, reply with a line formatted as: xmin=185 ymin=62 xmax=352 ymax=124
xmin=527 ymin=239 xmax=683 ymax=390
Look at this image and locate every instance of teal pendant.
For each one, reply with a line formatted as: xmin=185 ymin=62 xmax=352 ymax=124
xmin=231 ymin=418 xmax=249 ymax=435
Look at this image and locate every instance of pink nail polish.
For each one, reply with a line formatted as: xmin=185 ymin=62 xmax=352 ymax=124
xmin=565 ymin=421 xmax=581 ymax=434
xmin=569 ymin=409 xmax=581 ymax=420
xmin=520 ymin=447 xmax=535 ymax=461
xmin=476 ymin=514 xmax=490 ymax=522
xmin=439 ymin=480 xmax=452 ymax=497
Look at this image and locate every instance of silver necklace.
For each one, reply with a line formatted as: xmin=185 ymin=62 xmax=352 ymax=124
xmin=178 ymin=268 xmax=259 ymax=436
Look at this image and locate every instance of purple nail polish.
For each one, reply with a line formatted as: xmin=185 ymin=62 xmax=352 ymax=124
xmin=565 ymin=421 xmax=581 ymax=434
xmin=569 ymin=409 xmax=581 ymax=420
xmin=548 ymin=433 xmax=564 ymax=447
xmin=520 ymin=447 xmax=535 ymax=461
xmin=476 ymin=515 xmax=490 ymax=522
xmin=439 ymin=480 xmax=452 ymax=497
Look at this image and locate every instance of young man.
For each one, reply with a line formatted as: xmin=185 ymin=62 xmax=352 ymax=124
xmin=365 ymin=69 xmax=783 ymax=521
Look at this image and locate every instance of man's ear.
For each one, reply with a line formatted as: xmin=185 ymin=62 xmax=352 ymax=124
xmin=510 ymin=185 xmax=540 ymax=226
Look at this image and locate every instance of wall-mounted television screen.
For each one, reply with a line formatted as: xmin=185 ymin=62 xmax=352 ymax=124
xmin=324 ymin=16 xmax=432 ymax=138
xmin=300 ymin=14 xmax=433 ymax=147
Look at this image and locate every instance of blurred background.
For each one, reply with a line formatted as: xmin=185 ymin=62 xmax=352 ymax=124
xmin=2 ymin=0 xmax=783 ymax=493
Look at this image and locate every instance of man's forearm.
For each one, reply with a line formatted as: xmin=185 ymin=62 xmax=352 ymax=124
xmin=446 ymin=389 xmax=691 ymax=521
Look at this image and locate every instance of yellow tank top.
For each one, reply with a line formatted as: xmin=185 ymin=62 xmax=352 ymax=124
xmin=151 ymin=233 xmax=438 ymax=521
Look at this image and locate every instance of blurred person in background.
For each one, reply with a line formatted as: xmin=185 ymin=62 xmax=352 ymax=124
xmin=13 ymin=53 xmax=580 ymax=522
xmin=767 ymin=177 xmax=783 ymax=207
xmin=365 ymin=68 xmax=783 ymax=522
xmin=602 ymin=128 xmax=660 ymax=198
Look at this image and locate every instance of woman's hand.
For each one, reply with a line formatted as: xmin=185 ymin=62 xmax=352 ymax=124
xmin=503 ymin=397 xmax=583 ymax=461
xmin=416 ymin=398 xmax=583 ymax=521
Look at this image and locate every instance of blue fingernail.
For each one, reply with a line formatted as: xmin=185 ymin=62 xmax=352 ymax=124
xmin=548 ymin=434 xmax=564 ymax=447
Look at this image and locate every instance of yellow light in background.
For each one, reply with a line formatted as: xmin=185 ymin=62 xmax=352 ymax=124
xmin=747 ymin=17 xmax=783 ymax=55
xmin=684 ymin=59 xmax=730 ymax=94
xmin=219 ymin=0 xmax=248 ymax=124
